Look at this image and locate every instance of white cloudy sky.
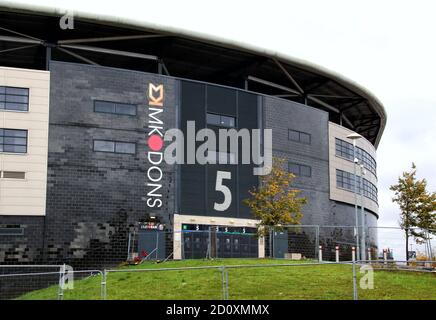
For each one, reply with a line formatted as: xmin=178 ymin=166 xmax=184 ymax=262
xmin=8 ymin=0 xmax=436 ymax=258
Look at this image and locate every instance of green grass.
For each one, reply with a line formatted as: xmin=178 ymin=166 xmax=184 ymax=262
xmin=18 ymin=259 xmax=436 ymax=300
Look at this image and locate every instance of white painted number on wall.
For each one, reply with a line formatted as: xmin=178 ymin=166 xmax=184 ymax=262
xmin=214 ymin=171 xmax=232 ymax=211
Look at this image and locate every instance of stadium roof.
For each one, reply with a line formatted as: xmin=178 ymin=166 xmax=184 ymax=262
xmin=0 ymin=2 xmax=386 ymax=147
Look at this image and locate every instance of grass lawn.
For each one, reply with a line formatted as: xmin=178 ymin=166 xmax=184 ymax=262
xmin=18 ymin=259 xmax=436 ymax=300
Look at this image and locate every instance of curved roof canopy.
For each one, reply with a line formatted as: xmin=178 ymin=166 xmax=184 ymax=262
xmin=0 ymin=3 xmax=386 ymax=147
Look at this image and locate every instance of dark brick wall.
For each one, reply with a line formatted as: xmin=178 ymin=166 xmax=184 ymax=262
xmin=44 ymin=61 xmax=177 ymax=267
xmin=1 ymin=61 xmax=177 ymax=268
xmin=0 ymin=216 xmax=45 ymax=264
xmin=263 ymin=95 xmax=378 ymax=260
xmin=264 ymin=96 xmax=331 ymax=226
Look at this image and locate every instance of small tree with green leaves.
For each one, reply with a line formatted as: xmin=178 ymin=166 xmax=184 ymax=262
xmin=243 ymin=158 xmax=307 ymax=237
xmin=390 ymin=163 xmax=436 ymax=260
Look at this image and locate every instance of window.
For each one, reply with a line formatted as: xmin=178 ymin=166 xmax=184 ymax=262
xmin=336 ymin=169 xmax=378 ymax=202
xmin=288 ymin=129 xmax=311 ymax=144
xmin=94 ymin=100 xmax=137 ymax=116
xmin=206 ymin=113 xmax=235 ymax=128
xmin=0 ymin=86 xmax=29 ymax=111
xmin=288 ymin=162 xmax=312 ymax=177
xmin=206 ymin=150 xmax=236 ymax=164
xmin=93 ymin=140 xmax=136 ymax=154
xmin=115 ymin=142 xmax=136 ymax=154
xmin=0 ymin=129 xmax=28 ymax=153
xmin=2 ymin=171 xmax=25 ymax=179
xmin=335 ymin=138 xmax=377 ymax=175
xmin=0 ymin=227 xmax=24 ymax=236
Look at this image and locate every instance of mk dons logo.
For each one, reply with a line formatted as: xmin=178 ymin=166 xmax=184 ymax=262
xmin=144 ymin=82 xmax=273 ymax=210
xmin=145 ymin=84 xmax=165 ymax=208
xmin=149 ymin=84 xmax=164 ymax=106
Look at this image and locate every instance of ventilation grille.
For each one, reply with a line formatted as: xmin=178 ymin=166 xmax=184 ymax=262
xmin=2 ymin=171 xmax=25 ymax=179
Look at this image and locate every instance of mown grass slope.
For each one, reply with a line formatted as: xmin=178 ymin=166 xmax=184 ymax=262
xmin=19 ymin=259 xmax=436 ymax=300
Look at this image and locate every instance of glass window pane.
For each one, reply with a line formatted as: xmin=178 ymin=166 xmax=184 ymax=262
xmin=5 ymin=95 xmax=28 ymax=103
xmin=300 ymin=132 xmax=311 ymax=144
xmin=94 ymin=101 xmax=115 ymax=113
xmin=115 ymin=103 xmax=136 ymax=115
xmin=5 ymin=103 xmax=28 ymax=111
xmin=220 ymin=115 xmax=235 ymax=127
xmin=94 ymin=140 xmax=115 ymax=152
xmin=4 ymin=145 xmax=26 ymax=153
xmin=4 ymin=137 xmax=26 ymax=145
xmin=115 ymin=142 xmax=135 ymax=154
xmin=5 ymin=87 xmax=28 ymax=96
xmin=301 ymin=165 xmax=311 ymax=177
xmin=289 ymin=130 xmax=299 ymax=141
xmin=288 ymin=163 xmax=300 ymax=175
xmin=206 ymin=113 xmax=221 ymax=126
xmin=4 ymin=129 xmax=27 ymax=137
xmin=0 ymin=87 xmax=5 ymax=94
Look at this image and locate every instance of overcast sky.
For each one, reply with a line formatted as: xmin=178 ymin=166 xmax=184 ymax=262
xmin=10 ymin=0 xmax=436 ymax=258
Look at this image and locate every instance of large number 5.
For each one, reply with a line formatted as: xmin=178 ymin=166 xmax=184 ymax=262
xmin=214 ymin=171 xmax=232 ymax=211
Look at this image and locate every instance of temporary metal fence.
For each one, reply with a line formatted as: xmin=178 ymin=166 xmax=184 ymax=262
xmin=265 ymin=225 xmax=435 ymax=263
xmin=125 ymin=225 xmax=435 ymax=264
xmin=1 ymin=259 xmax=434 ymax=300
xmin=127 ymin=229 xmax=260 ymax=261
xmin=0 ymin=265 xmax=63 ymax=300
xmin=0 ymin=265 xmax=103 ymax=300
xmin=0 ymin=224 xmax=434 ymax=300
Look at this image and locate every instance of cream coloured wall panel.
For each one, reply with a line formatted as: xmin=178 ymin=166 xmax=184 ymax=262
xmin=328 ymin=122 xmax=379 ymax=214
xmin=0 ymin=67 xmax=50 ymax=216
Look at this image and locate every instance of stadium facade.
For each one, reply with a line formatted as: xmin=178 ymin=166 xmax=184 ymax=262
xmin=0 ymin=4 xmax=386 ymax=266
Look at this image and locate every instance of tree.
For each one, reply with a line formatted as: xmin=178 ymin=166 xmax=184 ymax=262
xmin=390 ymin=163 xmax=436 ymax=260
xmin=243 ymin=158 xmax=307 ymax=237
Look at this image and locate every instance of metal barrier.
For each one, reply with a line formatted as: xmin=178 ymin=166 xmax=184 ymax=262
xmin=1 ymin=259 xmax=434 ymax=300
xmin=0 ymin=265 xmax=63 ymax=300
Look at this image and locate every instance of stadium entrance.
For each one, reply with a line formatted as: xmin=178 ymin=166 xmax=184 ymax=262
xmin=181 ymin=224 xmax=258 ymax=259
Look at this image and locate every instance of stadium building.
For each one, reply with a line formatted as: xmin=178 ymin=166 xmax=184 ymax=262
xmin=0 ymin=3 xmax=386 ymax=266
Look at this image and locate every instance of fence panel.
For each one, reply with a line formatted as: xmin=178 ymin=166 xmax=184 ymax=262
xmin=374 ymin=227 xmax=435 ymax=261
xmin=62 ymin=270 xmax=103 ymax=300
xmin=0 ymin=265 xmax=62 ymax=300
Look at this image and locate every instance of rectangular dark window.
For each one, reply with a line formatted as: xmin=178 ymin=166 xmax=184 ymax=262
xmin=336 ymin=169 xmax=378 ymax=202
xmin=0 ymin=227 xmax=24 ymax=236
xmin=2 ymin=171 xmax=25 ymax=179
xmin=0 ymin=129 xmax=28 ymax=153
xmin=93 ymin=140 xmax=136 ymax=154
xmin=288 ymin=129 xmax=311 ymax=144
xmin=94 ymin=100 xmax=137 ymax=116
xmin=0 ymin=86 xmax=29 ymax=111
xmin=335 ymin=138 xmax=377 ymax=175
xmin=206 ymin=113 xmax=235 ymax=128
xmin=288 ymin=162 xmax=312 ymax=177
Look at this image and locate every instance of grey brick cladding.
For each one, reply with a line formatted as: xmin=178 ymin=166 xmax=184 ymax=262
xmin=1 ymin=61 xmax=177 ymax=267
xmin=263 ymin=95 xmax=377 ymax=259
xmin=264 ymin=96 xmax=331 ymax=227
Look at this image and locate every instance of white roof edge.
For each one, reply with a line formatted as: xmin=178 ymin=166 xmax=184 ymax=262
xmin=0 ymin=1 xmax=387 ymax=148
